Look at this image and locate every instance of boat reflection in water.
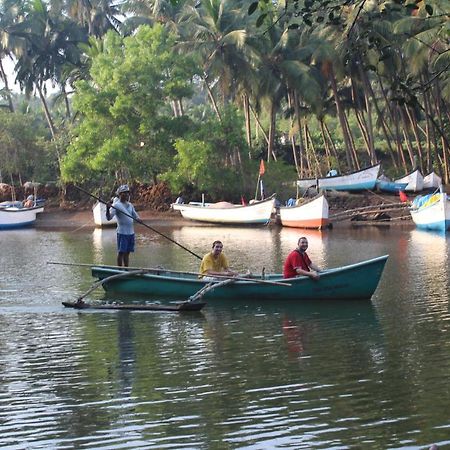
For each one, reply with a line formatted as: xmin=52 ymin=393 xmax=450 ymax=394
xmin=408 ymin=229 xmax=449 ymax=294
xmin=91 ymin=227 xmax=116 ymax=262
xmin=278 ymin=227 xmax=329 ymax=269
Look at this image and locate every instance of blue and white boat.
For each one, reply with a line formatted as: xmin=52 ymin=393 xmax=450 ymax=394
xmin=410 ymin=188 xmax=450 ymax=231
xmin=297 ymin=164 xmax=381 ymax=192
xmin=376 ymin=175 xmax=408 ymax=193
xmin=395 ymin=169 xmax=424 ymax=192
xmin=0 ymin=205 xmax=44 ymax=229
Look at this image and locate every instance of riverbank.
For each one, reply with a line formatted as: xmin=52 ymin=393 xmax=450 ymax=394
xmin=35 ymin=190 xmax=414 ymax=229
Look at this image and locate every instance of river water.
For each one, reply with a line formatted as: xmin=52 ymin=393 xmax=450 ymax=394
xmin=0 ymin=224 xmax=449 ymax=449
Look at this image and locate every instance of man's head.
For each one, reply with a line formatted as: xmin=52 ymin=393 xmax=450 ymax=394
xmin=211 ymin=240 xmax=224 ymax=256
xmin=116 ymin=185 xmax=130 ymax=200
xmin=297 ymin=237 xmax=308 ymax=252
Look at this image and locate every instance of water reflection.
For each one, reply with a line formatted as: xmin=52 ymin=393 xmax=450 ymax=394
xmin=1 ymin=227 xmax=449 ymax=449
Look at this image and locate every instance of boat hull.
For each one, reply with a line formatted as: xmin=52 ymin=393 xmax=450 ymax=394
xmin=172 ymin=197 xmax=275 ymax=224
xmin=279 ymin=195 xmax=329 ymax=229
xmin=395 ymin=169 xmax=424 ymax=192
xmin=93 ymin=202 xmax=117 ymax=227
xmin=91 ymin=255 xmax=388 ymax=301
xmin=410 ymin=193 xmax=450 ymax=231
xmin=376 ymin=180 xmax=408 ymax=193
xmin=0 ymin=206 xmax=44 ymax=229
xmin=297 ymin=164 xmax=380 ymax=192
xmin=423 ymin=172 xmax=442 ymax=190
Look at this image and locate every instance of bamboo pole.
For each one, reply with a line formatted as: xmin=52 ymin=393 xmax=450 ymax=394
xmin=47 ymin=261 xmax=292 ymax=287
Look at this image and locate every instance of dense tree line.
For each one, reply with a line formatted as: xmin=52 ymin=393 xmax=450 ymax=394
xmin=0 ymin=0 xmax=448 ymax=201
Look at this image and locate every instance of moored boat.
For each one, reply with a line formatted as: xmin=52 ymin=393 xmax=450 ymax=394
xmin=297 ymin=164 xmax=381 ymax=192
xmin=171 ymin=196 xmax=276 ymax=225
xmin=422 ymin=171 xmax=442 ymax=190
xmin=0 ymin=205 xmax=44 ymax=230
xmin=410 ymin=189 xmax=450 ymax=231
xmin=375 ymin=175 xmax=408 ymax=193
xmin=279 ymin=195 xmax=329 ymax=229
xmin=395 ymin=169 xmax=424 ymax=192
xmin=90 ymin=255 xmax=388 ymax=301
xmin=93 ymin=201 xmax=117 ymax=227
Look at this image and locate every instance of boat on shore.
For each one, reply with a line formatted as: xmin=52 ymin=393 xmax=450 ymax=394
xmin=375 ymin=176 xmax=408 ymax=193
xmin=395 ymin=169 xmax=424 ymax=192
xmin=171 ymin=196 xmax=276 ymax=225
xmin=0 ymin=205 xmax=44 ymax=229
xmin=93 ymin=201 xmax=117 ymax=227
xmin=297 ymin=164 xmax=381 ymax=192
xmin=422 ymin=171 xmax=442 ymax=190
xmin=279 ymin=195 xmax=330 ymax=229
xmin=90 ymin=255 xmax=388 ymax=301
xmin=410 ymin=189 xmax=449 ymax=231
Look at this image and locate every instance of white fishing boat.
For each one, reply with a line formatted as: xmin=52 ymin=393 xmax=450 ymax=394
xmin=279 ymin=195 xmax=329 ymax=229
xmin=422 ymin=171 xmax=442 ymax=190
xmin=93 ymin=201 xmax=117 ymax=227
xmin=0 ymin=205 xmax=44 ymax=229
xmin=410 ymin=188 xmax=450 ymax=231
xmin=395 ymin=169 xmax=424 ymax=192
xmin=297 ymin=164 xmax=381 ymax=192
xmin=171 ymin=197 xmax=276 ymax=224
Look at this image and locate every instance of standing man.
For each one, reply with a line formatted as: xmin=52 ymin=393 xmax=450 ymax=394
xmin=283 ymin=237 xmax=320 ymax=280
xmin=199 ymin=240 xmax=238 ymax=278
xmin=106 ymin=184 xmax=140 ymax=267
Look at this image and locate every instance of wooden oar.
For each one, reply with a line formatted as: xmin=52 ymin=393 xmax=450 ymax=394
xmin=74 ymin=185 xmax=202 ymax=260
xmin=47 ymin=261 xmax=292 ymax=287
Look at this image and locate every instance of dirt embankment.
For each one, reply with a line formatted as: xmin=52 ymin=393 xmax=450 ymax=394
xmin=34 ymin=189 xmax=413 ymax=229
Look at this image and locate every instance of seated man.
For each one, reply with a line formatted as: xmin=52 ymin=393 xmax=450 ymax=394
xmin=283 ymin=237 xmax=320 ymax=280
xmin=23 ymin=195 xmax=34 ymax=208
xmin=199 ymin=240 xmax=238 ymax=278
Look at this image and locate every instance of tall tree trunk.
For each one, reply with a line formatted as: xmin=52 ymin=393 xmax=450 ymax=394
xmin=399 ymin=107 xmax=416 ymax=168
xmin=328 ymin=64 xmax=354 ymax=169
xmin=304 ymin=123 xmax=322 ymax=176
xmin=243 ymin=93 xmax=252 ymax=152
xmin=405 ymin=106 xmax=424 ymax=171
xmin=202 ymin=76 xmax=222 ymax=122
xmin=61 ymin=84 xmax=71 ymax=119
xmin=324 ymin=121 xmax=341 ymax=171
xmin=267 ymin=101 xmax=277 ymax=161
xmin=36 ymin=83 xmax=57 ymax=140
xmin=249 ymin=103 xmax=269 ymax=146
xmin=287 ymin=90 xmax=300 ymax=175
xmin=319 ymin=119 xmax=332 ymax=172
xmin=293 ymin=90 xmax=306 ymax=177
xmin=343 ymin=111 xmax=360 ymax=170
xmin=0 ymin=58 xmax=14 ymax=113
xmin=364 ymin=71 xmax=397 ymax=168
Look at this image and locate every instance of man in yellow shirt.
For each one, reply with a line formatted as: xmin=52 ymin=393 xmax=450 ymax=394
xmin=199 ymin=240 xmax=238 ymax=278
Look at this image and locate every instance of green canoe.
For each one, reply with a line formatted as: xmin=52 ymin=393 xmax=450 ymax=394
xmin=91 ymin=255 xmax=388 ymax=301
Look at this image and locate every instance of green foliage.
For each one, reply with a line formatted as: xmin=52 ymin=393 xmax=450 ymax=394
xmin=163 ymin=107 xmax=250 ymax=201
xmin=0 ymin=110 xmax=53 ymax=182
xmin=61 ymin=25 xmax=198 ymax=184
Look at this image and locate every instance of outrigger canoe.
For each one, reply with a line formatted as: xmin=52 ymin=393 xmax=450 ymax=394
xmin=90 ymin=255 xmax=388 ymax=301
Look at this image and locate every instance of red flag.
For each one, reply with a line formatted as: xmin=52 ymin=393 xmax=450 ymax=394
xmin=399 ymin=190 xmax=408 ymax=203
xmin=259 ymin=160 xmax=265 ymax=176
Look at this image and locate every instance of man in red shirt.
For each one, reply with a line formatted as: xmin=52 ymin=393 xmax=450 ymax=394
xmin=283 ymin=237 xmax=320 ymax=279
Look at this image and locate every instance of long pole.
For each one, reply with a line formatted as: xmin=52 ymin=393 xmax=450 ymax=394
xmin=47 ymin=261 xmax=292 ymax=287
xmin=74 ymin=185 xmax=202 ymax=260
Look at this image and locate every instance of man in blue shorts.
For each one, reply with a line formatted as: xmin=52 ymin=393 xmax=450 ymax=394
xmin=106 ymin=184 xmax=140 ymax=267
